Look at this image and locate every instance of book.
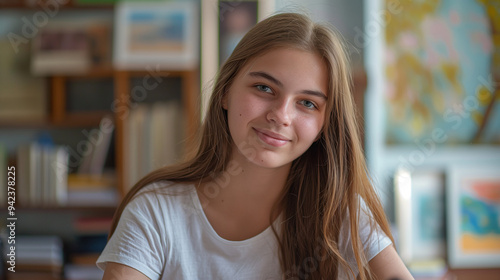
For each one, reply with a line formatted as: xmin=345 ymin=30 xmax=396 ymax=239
xmin=125 ymin=101 xmax=183 ymax=191
xmin=67 ymin=188 xmax=118 ymax=206
xmin=77 ymin=115 xmax=114 ymax=176
xmin=73 ymin=216 xmax=113 ymax=234
xmin=17 ymin=143 xmax=41 ymax=207
xmin=0 ymin=143 xmax=6 ymax=208
xmin=50 ymin=147 xmax=69 ymax=206
xmin=16 ymin=144 xmax=69 ymax=207
xmin=0 ymin=40 xmax=48 ymax=121
xmin=31 ymin=27 xmax=91 ymax=75
xmin=67 ymin=173 xmax=115 ymax=190
xmin=126 ymin=104 xmax=148 ymax=189
xmin=15 ymin=235 xmax=64 ymax=273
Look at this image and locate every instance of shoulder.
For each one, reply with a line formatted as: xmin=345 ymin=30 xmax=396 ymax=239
xmin=340 ymin=197 xmax=391 ymax=247
xmin=125 ymin=181 xmax=197 ymax=218
xmin=338 ymin=197 xmax=392 ymax=275
xmin=136 ymin=180 xmax=194 ymax=196
xmin=132 ymin=181 xmax=195 ymax=203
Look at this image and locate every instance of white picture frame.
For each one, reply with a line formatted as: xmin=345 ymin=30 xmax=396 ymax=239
xmin=394 ymin=168 xmax=446 ymax=264
xmin=200 ymin=0 xmax=274 ymax=118
xmin=113 ymin=1 xmax=199 ymax=70
xmin=447 ymin=164 xmax=500 ymax=268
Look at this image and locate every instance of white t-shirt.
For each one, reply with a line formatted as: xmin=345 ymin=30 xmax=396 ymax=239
xmin=96 ymin=181 xmax=391 ymax=280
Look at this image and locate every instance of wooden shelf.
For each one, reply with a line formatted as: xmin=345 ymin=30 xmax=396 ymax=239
xmin=0 ymin=118 xmax=52 ymax=128
xmin=444 ymin=268 xmax=500 ymax=280
xmin=53 ymin=66 xmax=115 ymax=79
xmin=53 ymin=111 xmax=112 ymax=127
xmin=0 ymin=113 xmax=111 ymax=128
xmin=11 ymin=205 xmax=117 ymax=212
xmin=0 ymin=116 xmax=103 ymax=129
xmin=0 ymin=0 xmax=114 ymax=9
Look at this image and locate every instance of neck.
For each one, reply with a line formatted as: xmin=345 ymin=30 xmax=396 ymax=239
xmin=198 ymin=150 xmax=290 ymax=222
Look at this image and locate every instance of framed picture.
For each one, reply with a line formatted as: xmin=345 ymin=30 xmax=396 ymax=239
xmin=447 ymin=164 xmax=500 ymax=268
xmin=364 ymin=0 xmax=500 ymax=222
xmin=200 ymin=0 xmax=274 ymax=117
xmin=113 ymin=1 xmax=199 ymax=70
xmin=394 ymin=168 xmax=446 ymax=264
xmin=382 ymin=0 xmax=499 ymax=146
xmin=218 ymin=1 xmax=258 ymax=65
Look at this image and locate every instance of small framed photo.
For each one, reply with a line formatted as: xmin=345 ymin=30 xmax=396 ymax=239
xmin=113 ymin=1 xmax=199 ymax=70
xmin=394 ymin=168 xmax=446 ymax=264
xmin=200 ymin=0 xmax=274 ymax=117
xmin=218 ymin=1 xmax=258 ymax=65
xmin=447 ymin=164 xmax=500 ymax=268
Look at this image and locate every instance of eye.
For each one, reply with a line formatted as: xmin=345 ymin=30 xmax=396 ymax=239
xmin=255 ymin=84 xmax=273 ymax=93
xmin=299 ymin=100 xmax=317 ymax=110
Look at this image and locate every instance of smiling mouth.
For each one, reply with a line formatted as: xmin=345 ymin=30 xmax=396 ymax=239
xmin=253 ymin=128 xmax=290 ymax=147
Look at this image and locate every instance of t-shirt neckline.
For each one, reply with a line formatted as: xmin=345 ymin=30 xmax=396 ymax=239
xmin=189 ymin=184 xmax=279 ymax=246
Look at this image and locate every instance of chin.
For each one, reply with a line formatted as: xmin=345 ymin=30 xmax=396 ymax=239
xmin=245 ymin=151 xmax=294 ymax=170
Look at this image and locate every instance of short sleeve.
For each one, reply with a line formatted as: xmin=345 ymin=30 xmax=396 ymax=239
xmin=338 ymin=199 xmax=392 ymax=278
xmin=358 ymin=205 xmax=392 ymax=261
xmin=96 ymin=188 xmax=167 ymax=280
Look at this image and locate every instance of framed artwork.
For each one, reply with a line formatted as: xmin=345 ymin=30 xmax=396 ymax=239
xmin=364 ymin=0 xmax=500 ymax=222
xmin=218 ymin=1 xmax=258 ymax=65
xmin=200 ymin=0 xmax=274 ymax=117
xmin=394 ymin=168 xmax=446 ymax=264
xmin=113 ymin=1 xmax=199 ymax=70
xmin=447 ymin=164 xmax=500 ymax=268
xmin=383 ymin=0 xmax=499 ymax=145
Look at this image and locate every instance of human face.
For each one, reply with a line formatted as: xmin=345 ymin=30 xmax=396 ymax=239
xmin=223 ymin=47 xmax=329 ymax=169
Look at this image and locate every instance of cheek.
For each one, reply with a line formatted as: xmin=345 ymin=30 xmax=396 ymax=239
xmin=296 ymin=116 xmax=324 ymax=142
xmin=230 ymin=94 xmax=267 ymax=119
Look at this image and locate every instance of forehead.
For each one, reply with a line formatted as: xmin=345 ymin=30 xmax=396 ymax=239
xmin=237 ymin=47 xmax=329 ymax=96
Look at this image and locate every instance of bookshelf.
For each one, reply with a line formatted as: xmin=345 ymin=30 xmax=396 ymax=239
xmin=0 ymin=1 xmax=200 ymax=279
xmin=1 ymin=69 xmax=199 ymax=207
xmin=47 ymin=69 xmax=200 ymax=197
xmin=0 ymin=68 xmax=199 ymax=279
xmin=113 ymin=69 xmax=199 ymax=196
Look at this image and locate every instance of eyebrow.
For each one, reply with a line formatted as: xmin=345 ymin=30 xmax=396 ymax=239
xmin=248 ymin=71 xmax=327 ymax=100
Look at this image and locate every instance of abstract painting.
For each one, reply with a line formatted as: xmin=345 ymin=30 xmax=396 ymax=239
xmin=384 ymin=0 xmax=500 ymax=145
xmin=447 ymin=164 xmax=500 ymax=268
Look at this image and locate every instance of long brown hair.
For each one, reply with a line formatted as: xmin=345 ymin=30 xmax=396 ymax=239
xmin=109 ymin=12 xmax=393 ymax=280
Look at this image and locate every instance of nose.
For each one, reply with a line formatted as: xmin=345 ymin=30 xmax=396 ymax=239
xmin=267 ymin=98 xmax=292 ymax=126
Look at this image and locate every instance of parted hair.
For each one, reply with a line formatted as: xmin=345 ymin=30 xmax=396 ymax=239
xmin=109 ymin=12 xmax=393 ymax=280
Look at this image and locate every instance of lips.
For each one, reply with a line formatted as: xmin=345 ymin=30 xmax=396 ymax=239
xmin=253 ymin=128 xmax=290 ymax=147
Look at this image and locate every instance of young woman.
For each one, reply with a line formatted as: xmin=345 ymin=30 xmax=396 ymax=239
xmin=98 ymin=12 xmax=413 ymax=280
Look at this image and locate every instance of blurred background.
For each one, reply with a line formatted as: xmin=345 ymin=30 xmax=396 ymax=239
xmin=0 ymin=0 xmax=498 ymax=279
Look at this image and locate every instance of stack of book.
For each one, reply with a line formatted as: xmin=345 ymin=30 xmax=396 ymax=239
xmin=65 ymin=216 xmax=112 ymax=280
xmin=66 ymin=173 xmax=118 ymax=207
xmin=17 ymin=144 xmax=69 ymax=207
xmin=0 ymin=143 xmax=7 ymax=208
xmin=30 ymin=22 xmax=112 ymax=76
xmin=11 ymin=235 xmax=64 ymax=280
xmin=67 ymin=115 xmax=118 ymax=206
